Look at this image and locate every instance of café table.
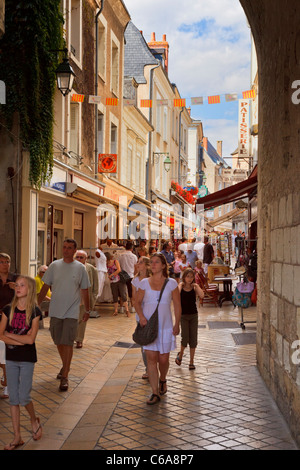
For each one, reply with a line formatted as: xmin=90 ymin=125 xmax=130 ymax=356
xmin=213 ymin=275 xmax=237 ymax=307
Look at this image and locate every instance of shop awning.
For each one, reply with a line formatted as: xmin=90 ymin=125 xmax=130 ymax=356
xmin=206 ymin=208 xmax=247 ymax=228
xmin=196 ymin=172 xmax=257 ymax=210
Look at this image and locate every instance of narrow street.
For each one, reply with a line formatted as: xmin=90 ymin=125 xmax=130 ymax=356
xmin=0 ymin=302 xmax=297 ymax=451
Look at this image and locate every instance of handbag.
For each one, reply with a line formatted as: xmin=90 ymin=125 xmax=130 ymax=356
xmin=232 ymin=281 xmax=254 ymax=309
xmin=132 ymin=279 xmax=168 ymax=346
xmin=119 ymin=270 xmax=131 ymax=283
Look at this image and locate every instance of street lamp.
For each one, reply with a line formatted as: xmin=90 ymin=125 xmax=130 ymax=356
xmin=163 ymin=155 xmax=172 ymax=172
xmin=55 ymin=50 xmax=76 ymax=96
xmin=153 ymin=152 xmax=172 ymax=172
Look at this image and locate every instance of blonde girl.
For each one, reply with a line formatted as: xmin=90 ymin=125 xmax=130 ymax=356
xmin=132 ymin=256 xmax=151 ymax=379
xmin=0 ymin=276 xmax=42 ymax=450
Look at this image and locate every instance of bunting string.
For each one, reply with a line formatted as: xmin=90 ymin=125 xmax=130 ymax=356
xmin=70 ymin=89 xmax=256 ymax=107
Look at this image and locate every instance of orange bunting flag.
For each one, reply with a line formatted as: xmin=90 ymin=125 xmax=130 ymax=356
xmin=208 ymin=95 xmax=221 ymax=104
xmin=242 ymin=89 xmax=256 ymax=99
xmin=140 ymin=99 xmax=152 ymax=107
xmin=106 ymin=98 xmax=118 ymax=106
xmin=174 ymin=99 xmax=186 ymax=107
xmin=71 ymin=94 xmax=85 ymax=102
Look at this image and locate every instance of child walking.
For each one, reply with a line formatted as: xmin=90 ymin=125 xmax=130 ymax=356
xmin=0 ymin=275 xmax=43 ymax=450
xmin=175 ymin=268 xmax=204 ymax=370
xmin=132 ymin=256 xmax=151 ymax=379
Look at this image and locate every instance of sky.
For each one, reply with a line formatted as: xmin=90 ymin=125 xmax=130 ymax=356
xmin=123 ymin=0 xmax=252 ymax=161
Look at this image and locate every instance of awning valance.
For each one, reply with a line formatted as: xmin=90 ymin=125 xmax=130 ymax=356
xmin=196 ymin=173 xmax=257 ymax=210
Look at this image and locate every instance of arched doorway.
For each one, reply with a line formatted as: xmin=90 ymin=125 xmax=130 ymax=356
xmin=240 ymin=0 xmax=300 ymax=446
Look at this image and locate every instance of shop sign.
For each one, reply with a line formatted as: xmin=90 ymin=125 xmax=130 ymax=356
xmin=98 ymin=154 xmax=117 ymax=173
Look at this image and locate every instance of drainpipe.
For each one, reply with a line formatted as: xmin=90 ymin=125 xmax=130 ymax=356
xmin=146 ymin=64 xmax=160 ymax=201
xmin=94 ymin=0 xmax=105 ymax=180
xmin=178 ymin=107 xmax=184 ymax=185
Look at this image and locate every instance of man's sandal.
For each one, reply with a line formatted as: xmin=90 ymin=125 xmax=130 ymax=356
xmin=146 ymin=394 xmax=161 ymax=405
xmin=189 ymin=364 xmax=196 ymax=370
xmin=175 ymin=353 xmax=182 ymax=366
xmin=159 ymin=380 xmax=167 ymax=395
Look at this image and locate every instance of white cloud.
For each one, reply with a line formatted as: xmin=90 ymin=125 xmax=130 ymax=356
xmin=124 ymin=0 xmax=251 ymax=160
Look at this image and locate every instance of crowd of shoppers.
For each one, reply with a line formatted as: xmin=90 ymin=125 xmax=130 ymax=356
xmin=0 ymin=234 xmax=219 ymax=449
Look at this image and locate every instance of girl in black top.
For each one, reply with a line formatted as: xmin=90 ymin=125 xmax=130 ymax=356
xmin=175 ymin=269 xmax=204 ymax=370
xmin=0 ymin=275 xmax=42 ymax=450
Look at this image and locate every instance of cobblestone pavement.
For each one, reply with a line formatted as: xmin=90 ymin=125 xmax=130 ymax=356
xmin=0 ymin=302 xmax=298 ymax=451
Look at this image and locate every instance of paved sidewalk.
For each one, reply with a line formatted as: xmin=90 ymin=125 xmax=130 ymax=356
xmin=0 ymin=302 xmax=298 ymax=451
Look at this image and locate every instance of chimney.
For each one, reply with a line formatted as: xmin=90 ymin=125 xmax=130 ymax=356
xmin=217 ymin=140 xmax=223 ymax=157
xmin=202 ymin=137 xmax=208 ymax=150
xmin=148 ymin=32 xmax=169 ymax=74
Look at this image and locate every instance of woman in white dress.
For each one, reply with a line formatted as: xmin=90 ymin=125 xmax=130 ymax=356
xmin=135 ymin=253 xmax=181 ymax=405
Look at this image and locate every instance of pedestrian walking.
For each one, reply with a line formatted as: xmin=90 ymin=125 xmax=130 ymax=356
xmin=134 ymin=253 xmax=181 ymax=405
xmin=132 ymin=256 xmax=151 ymax=380
xmin=203 ymin=236 xmax=214 ymax=274
xmin=185 ymin=244 xmax=198 ymax=268
xmin=38 ymin=239 xmax=90 ymax=392
xmin=0 ymin=253 xmax=18 ymax=400
xmin=95 ymin=246 xmax=107 ymax=300
xmin=175 ymin=268 xmax=204 ymax=370
xmin=74 ymin=250 xmax=99 ymax=349
xmin=106 ymin=252 xmax=130 ymax=317
xmin=118 ymin=241 xmax=138 ymax=313
xmin=161 ymin=241 xmax=175 ymax=277
xmin=0 ymin=275 xmax=43 ymax=450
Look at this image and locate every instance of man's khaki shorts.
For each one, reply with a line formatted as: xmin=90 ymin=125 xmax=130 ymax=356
xmin=50 ymin=317 xmax=78 ymax=346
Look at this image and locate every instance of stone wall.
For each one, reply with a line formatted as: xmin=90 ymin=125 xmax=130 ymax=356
xmin=240 ymin=0 xmax=300 ymax=446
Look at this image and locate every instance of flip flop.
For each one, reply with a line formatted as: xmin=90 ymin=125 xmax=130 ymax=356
xmin=189 ymin=364 xmax=196 ymax=370
xmin=159 ymin=380 xmax=167 ymax=395
xmin=146 ymin=393 xmax=161 ymax=405
xmin=175 ymin=353 xmax=182 ymax=366
xmin=32 ymin=417 xmax=42 ymax=441
xmin=4 ymin=440 xmax=24 ymax=450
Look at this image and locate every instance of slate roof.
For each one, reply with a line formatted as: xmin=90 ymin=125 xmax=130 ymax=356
xmin=124 ymin=21 xmax=158 ymax=84
xmin=206 ymin=140 xmax=230 ymax=168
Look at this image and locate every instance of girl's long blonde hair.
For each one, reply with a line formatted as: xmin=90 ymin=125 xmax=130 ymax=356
xmin=9 ymin=276 xmax=37 ymax=326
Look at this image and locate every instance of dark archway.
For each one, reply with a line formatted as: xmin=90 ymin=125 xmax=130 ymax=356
xmin=240 ymin=0 xmax=300 ymax=446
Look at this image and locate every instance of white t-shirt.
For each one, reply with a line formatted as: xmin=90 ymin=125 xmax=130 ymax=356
xmin=42 ymin=259 xmax=90 ymax=319
xmin=95 ymin=249 xmax=107 ymax=272
xmin=194 ymin=242 xmax=205 ymax=260
xmin=178 ymin=242 xmax=188 ymax=252
xmin=118 ymin=251 xmax=138 ymax=278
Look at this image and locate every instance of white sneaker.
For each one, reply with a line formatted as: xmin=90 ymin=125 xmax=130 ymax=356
xmin=119 ymin=307 xmax=124 ymax=313
xmin=130 ymin=307 xmax=135 ymax=313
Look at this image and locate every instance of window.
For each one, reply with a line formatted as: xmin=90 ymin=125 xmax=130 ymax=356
xmin=127 ymin=145 xmax=132 ymax=187
xmin=74 ymin=212 xmax=83 ymax=249
xmin=163 ymin=106 xmax=168 ymax=142
xmin=70 ymin=103 xmax=79 ymax=155
xmin=110 ymin=123 xmax=117 ymax=154
xmin=136 ymin=152 xmax=141 ymax=193
xmin=156 ymin=107 xmax=161 ymax=134
xmin=98 ymin=22 xmax=106 ymax=78
xmin=70 ymin=0 xmax=82 ymax=64
xmin=111 ymin=40 xmax=119 ymax=94
xmin=98 ymin=112 xmax=104 ymax=154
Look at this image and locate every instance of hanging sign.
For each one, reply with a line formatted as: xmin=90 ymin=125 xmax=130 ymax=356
xmin=238 ymin=99 xmax=250 ymax=159
xmin=98 ymin=154 xmax=117 ymax=173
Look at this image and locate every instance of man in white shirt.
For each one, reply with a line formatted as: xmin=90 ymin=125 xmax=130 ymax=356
xmin=118 ymin=241 xmax=138 ymax=312
xmin=194 ymin=238 xmax=205 ymax=261
xmin=38 ymin=239 xmax=90 ymax=391
xmin=95 ymin=246 xmax=107 ymax=300
xmin=178 ymin=237 xmax=188 ymax=253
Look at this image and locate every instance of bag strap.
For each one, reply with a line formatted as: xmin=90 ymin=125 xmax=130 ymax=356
xmin=157 ymin=279 xmax=169 ymax=306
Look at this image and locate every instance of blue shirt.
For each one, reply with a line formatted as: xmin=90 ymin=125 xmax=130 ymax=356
xmin=161 ymin=249 xmax=175 ymax=274
xmin=185 ymin=250 xmax=198 ymax=268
